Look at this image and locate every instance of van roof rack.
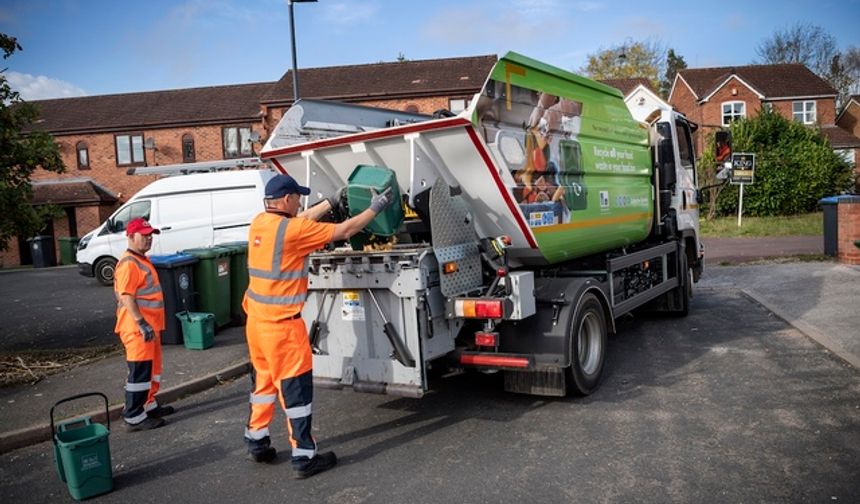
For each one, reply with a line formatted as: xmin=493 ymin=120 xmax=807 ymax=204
xmin=126 ymin=157 xmax=270 ymax=176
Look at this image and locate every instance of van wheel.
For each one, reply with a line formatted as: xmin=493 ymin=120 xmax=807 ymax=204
xmin=565 ymin=292 xmax=607 ymax=396
xmin=95 ymin=258 xmax=117 ymax=286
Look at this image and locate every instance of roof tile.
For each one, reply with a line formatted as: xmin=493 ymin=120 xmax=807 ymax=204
xmin=677 ymin=64 xmax=836 ymax=100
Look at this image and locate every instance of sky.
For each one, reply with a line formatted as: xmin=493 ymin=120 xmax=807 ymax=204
xmin=1 ymin=0 xmax=859 ymax=100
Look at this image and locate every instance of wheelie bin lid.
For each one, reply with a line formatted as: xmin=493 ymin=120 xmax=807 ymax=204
xmin=215 ymin=241 xmax=249 ymax=254
xmin=181 ymin=246 xmax=231 ymax=259
xmin=150 ymin=253 xmax=198 ymax=267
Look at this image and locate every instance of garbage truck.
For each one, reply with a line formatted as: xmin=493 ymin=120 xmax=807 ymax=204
xmin=259 ymin=51 xmax=703 ymax=398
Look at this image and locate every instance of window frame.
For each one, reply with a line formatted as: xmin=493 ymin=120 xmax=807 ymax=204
xmin=114 ymin=133 xmax=145 ymax=166
xmin=448 ymin=98 xmax=469 ymax=114
xmin=792 ymin=100 xmax=816 ymax=124
xmin=182 ymin=133 xmax=196 ymax=163
xmin=721 ymin=101 xmax=746 ymax=126
xmin=75 ymin=141 xmax=90 ymax=170
xmin=221 ymin=126 xmax=253 ymax=159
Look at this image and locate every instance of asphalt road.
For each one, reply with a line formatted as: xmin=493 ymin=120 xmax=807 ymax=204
xmin=2 ymin=289 xmax=858 ymax=503
xmin=0 ymin=267 xmax=117 ymax=351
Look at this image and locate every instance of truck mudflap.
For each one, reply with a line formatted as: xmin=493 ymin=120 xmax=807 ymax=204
xmin=304 ymin=246 xmax=460 ymax=398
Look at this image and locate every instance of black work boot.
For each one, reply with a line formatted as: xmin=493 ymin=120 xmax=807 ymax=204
xmin=248 ymin=446 xmax=277 ymax=463
xmin=293 ymin=451 xmax=337 ymax=479
xmin=125 ymin=416 xmax=166 ymax=432
xmin=148 ymin=405 xmax=175 ymax=418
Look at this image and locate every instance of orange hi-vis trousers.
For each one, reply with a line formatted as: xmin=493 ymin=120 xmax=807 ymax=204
xmin=244 ymin=318 xmax=316 ymax=463
xmin=118 ymin=329 xmax=163 ymax=424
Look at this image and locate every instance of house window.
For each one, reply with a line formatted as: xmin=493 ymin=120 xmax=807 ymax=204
xmin=182 ymin=133 xmax=196 ymax=163
xmin=721 ymin=102 xmax=746 ymax=126
xmin=76 ymin=141 xmax=89 ymax=170
xmin=793 ymin=101 xmax=816 ymax=124
xmin=115 ymin=134 xmax=145 ymax=166
xmin=449 ymin=98 xmax=469 ymax=114
xmin=222 ymin=126 xmax=252 ymax=158
xmin=762 ymin=102 xmax=773 ymax=113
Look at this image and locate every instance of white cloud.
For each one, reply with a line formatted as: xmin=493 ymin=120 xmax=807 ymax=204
xmin=320 ymin=2 xmax=379 ymax=26
xmin=6 ymin=72 xmax=87 ymax=100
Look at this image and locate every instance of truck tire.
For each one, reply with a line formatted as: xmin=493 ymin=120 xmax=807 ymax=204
xmin=565 ymin=292 xmax=607 ymax=396
xmin=94 ymin=257 xmax=117 ymax=286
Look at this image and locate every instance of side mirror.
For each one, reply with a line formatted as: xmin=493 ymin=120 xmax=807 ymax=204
xmin=715 ymin=130 xmax=732 ymax=163
xmin=658 ymin=138 xmax=676 ymax=189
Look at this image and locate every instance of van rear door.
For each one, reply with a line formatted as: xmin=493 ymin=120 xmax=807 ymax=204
xmin=152 ymin=192 xmax=214 ymax=254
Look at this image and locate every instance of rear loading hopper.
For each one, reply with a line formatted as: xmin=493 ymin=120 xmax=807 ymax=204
xmin=261 ymin=51 xmax=654 ymax=266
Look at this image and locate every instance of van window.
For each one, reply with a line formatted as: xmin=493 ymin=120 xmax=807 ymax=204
xmin=111 ymin=201 xmax=151 ymax=233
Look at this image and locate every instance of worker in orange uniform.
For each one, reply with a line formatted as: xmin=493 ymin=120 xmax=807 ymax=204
xmin=114 ymin=217 xmax=175 ymax=431
xmin=243 ymin=174 xmax=394 ymax=479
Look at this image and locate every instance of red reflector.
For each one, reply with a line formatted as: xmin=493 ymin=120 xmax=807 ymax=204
xmin=475 ymin=332 xmax=497 ymax=347
xmin=460 ymin=354 xmax=529 ymax=368
xmin=475 ymin=300 xmax=502 ymax=318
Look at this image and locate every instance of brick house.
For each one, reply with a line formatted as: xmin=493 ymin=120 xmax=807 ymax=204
xmin=669 ymin=63 xmax=841 ymax=157
xmin=835 ymin=95 xmax=860 ymax=189
xmin=4 ymin=55 xmax=497 ymax=268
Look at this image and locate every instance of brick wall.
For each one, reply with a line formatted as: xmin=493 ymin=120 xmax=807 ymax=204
xmin=837 ymin=199 xmax=860 ymax=265
xmin=837 ymin=102 xmax=860 ymax=136
xmin=771 ymin=98 xmax=836 ymax=126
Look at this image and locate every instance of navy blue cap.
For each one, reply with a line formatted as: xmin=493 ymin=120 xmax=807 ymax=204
xmin=264 ymin=174 xmax=311 ymax=199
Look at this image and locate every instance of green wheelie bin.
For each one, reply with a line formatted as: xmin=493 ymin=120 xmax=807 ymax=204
xmin=217 ymin=241 xmax=249 ymax=325
xmin=58 ymin=236 xmax=80 ymax=265
xmin=182 ymin=246 xmax=232 ymax=328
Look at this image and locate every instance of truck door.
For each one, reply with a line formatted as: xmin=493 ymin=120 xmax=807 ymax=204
xmin=673 ymin=118 xmax=700 ymax=240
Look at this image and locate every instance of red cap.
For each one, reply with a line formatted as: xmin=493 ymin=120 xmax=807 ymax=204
xmin=126 ymin=217 xmax=160 ymax=236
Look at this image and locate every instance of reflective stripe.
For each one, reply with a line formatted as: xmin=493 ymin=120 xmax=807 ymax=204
xmin=285 ymin=403 xmax=312 ymax=419
xmin=137 ymin=299 xmax=164 ymax=308
xmin=249 ymin=393 xmax=278 ymax=404
xmin=245 ymin=289 xmax=306 ymax=306
xmin=153 ymin=375 xmax=161 ymax=383
xmin=144 ymin=401 xmax=159 ymax=412
xmin=137 ymin=285 xmax=162 ymax=296
xmin=125 ymin=411 xmax=148 ymax=424
xmin=248 ymin=267 xmax=307 ymax=281
xmin=245 ymin=427 xmax=270 ymax=440
xmin=271 ymin=217 xmax=289 ymax=272
xmin=292 ymin=447 xmax=316 ymax=459
xmin=126 ymin=381 xmax=151 ymax=392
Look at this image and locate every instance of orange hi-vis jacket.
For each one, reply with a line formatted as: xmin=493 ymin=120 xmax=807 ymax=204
xmin=243 ymin=211 xmax=335 ymax=323
xmin=114 ymin=250 xmax=165 ymax=334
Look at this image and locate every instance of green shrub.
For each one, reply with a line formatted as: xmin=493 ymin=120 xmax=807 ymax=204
xmin=707 ymin=109 xmax=853 ymax=216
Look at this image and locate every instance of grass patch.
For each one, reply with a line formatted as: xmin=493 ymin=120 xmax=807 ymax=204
xmin=0 ymin=345 xmax=122 ymax=387
xmin=699 ymin=212 xmax=822 ymax=237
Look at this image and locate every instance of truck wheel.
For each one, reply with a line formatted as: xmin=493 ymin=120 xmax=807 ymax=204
xmin=566 ymin=292 xmax=607 ymax=396
xmin=95 ymin=257 xmax=117 ymax=286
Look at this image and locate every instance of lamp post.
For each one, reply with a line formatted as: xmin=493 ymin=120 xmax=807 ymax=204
xmin=288 ymin=0 xmax=317 ymax=102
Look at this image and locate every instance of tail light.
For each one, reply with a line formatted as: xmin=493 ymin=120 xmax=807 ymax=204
xmin=475 ymin=331 xmax=498 ymax=347
xmin=454 ymin=299 xmax=503 ymax=319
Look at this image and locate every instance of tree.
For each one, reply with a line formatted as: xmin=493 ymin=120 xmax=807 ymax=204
xmin=754 ymin=23 xmax=860 ymax=106
xmin=755 ymin=23 xmax=838 ymax=77
xmin=581 ymin=39 xmax=666 ymax=90
xmin=660 ymin=49 xmax=687 ymax=99
xmin=0 ymin=34 xmax=65 ymax=251
xmin=703 ymin=108 xmax=854 ymax=217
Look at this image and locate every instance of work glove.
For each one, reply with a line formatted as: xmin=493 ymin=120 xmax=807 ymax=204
xmin=137 ymin=318 xmax=156 ymax=342
xmin=369 ymin=186 xmax=395 ymax=214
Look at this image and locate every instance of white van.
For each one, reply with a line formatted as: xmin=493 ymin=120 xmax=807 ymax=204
xmin=76 ymin=169 xmax=276 ymax=285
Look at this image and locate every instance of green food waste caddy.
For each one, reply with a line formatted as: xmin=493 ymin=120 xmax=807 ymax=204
xmin=51 ymin=392 xmax=113 ymax=501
